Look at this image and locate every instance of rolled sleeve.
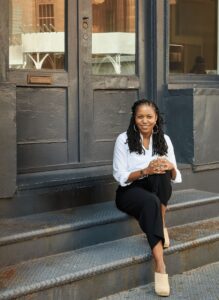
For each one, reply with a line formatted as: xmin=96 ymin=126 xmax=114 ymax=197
xmin=165 ymin=135 xmax=182 ymax=184
xmin=171 ymin=168 xmax=182 ymax=183
xmin=113 ymin=134 xmax=131 ymax=187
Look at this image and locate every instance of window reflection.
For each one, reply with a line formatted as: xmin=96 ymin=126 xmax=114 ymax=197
xmin=92 ymin=0 xmax=136 ymax=75
xmin=9 ymin=0 xmax=65 ymax=70
xmin=169 ymin=0 xmax=217 ymax=74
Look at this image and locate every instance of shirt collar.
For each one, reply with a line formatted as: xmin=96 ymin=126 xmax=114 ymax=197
xmin=140 ymin=133 xmax=153 ymax=150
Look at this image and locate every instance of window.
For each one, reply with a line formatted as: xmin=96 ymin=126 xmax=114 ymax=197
xmin=169 ymin=0 xmax=217 ymax=75
xmin=9 ymin=0 xmax=65 ymax=70
xmin=92 ymin=0 xmax=136 ymax=75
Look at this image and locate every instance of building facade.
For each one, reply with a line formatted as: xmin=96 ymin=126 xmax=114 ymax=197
xmin=1 ymin=0 xmax=219 ymax=203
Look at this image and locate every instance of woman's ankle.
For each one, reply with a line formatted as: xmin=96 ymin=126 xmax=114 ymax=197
xmin=155 ymin=262 xmax=166 ymax=274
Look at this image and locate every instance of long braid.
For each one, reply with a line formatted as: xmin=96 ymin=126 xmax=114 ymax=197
xmin=126 ymin=99 xmax=168 ymax=156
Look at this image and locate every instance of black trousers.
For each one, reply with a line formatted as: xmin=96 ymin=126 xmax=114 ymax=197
xmin=115 ymin=172 xmax=172 ymax=250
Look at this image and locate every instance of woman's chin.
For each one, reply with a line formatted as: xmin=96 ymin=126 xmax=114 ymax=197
xmin=139 ymin=128 xmax=153 ymax=135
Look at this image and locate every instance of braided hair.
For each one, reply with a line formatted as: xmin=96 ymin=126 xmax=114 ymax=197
xmin=126 ymin=99 xmax=168 ymax=156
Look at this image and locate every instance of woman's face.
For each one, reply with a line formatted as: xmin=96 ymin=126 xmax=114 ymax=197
xmin=134 ymin=104 xmax=158 ymax=135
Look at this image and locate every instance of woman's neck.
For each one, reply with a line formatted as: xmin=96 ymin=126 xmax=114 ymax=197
xmin=140 ymin=132 xmax=152 ymax=139
xmin=140 ymin=132 xmax=152 ymax=149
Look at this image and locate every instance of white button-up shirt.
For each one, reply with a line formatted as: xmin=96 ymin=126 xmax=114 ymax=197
xmin=113 ymin=132 xmax=182 ymax=186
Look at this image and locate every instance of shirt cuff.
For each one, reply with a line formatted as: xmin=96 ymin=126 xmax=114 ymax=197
xmin=171 ymin=168 xmax=182 ymax=183
xmin=113 ymin=171 xmax=132 ymax=187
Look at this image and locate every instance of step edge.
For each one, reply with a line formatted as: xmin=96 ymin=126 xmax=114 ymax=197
xmin=1 ymin=196 xmax=219 ymax=246
xmin=168 ymin=195 xmax=219 ymax=211
xmin=0 ymin=233 xmax=218 ymax=300
xmin=0 ymin=214 xmax=128 ymax=246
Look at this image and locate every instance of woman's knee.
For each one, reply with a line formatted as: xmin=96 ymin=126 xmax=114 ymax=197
xmin=150 ymin=173 xmax=172 ymax=203
xmin=116 ymin=187 xmax=149 ymax=215
xmin=147 ymin=193 xmax=160 ymax=207
xmin=157 ymin=172 xmax=171 ymax=187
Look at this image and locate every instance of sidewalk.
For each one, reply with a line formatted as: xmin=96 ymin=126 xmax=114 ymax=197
xmin=99 ymin=262 xmax=219 ymax=300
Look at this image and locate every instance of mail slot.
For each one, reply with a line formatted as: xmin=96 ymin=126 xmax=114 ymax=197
xmin=27 ymin=75 xmax=53 ymax=84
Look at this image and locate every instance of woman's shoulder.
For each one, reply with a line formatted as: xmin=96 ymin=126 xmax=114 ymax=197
xmin=116 ymin=131 xmax=127 ymax=142
xmin=164 ymin=134 xmax=173 ymax=146
xmin=164 ymin=133 xmax=170 ymax=140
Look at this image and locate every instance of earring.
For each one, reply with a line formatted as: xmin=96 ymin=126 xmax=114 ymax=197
xmin=133 ymin=124 xmax=138 ymax=132
xmin=153 ymin=124 xmax=159 ymax=134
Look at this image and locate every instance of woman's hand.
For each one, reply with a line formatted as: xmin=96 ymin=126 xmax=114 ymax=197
xmin=145 ymin=157 xmax=175 ymax=175
xmin=157 ymin=157 xmax=174 ymax=171
xmin=146 ymin=159 xmax=166 ymax=175
xmin=126 ymin=157 xmax=176 ymax=183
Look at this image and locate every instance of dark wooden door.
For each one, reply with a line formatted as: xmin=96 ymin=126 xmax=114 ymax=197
xmin=78 ymin=0 xmax=148 ymax=162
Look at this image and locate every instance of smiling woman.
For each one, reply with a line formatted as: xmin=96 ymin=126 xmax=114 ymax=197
xmin=113 ymin=99 xmax=182 ymax=297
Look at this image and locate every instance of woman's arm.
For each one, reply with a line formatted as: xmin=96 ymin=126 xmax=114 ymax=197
xmin=126 ymin=160 xmax=166 ymax=183
xmin=163 ymin=135 xmax=182 ymax=183
xmin=113 ymin=134 xmax=131 ymax=186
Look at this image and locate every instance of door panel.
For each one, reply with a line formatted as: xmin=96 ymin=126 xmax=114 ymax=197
xmin=17 ymin=87 xmax=68 ymax=171
xmin=17 ymin=143 xmax=68 ymax=171
xmin=91 ymin=89 xmax=138 ymax=160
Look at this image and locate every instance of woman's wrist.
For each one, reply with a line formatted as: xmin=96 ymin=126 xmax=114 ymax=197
xmin=170 ymin=166 xmax=177 ymax=180
xmin=140 ymin=168 xmax=148 ymax=178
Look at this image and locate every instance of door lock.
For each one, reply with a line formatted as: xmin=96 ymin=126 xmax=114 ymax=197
xmin=82 ymin=17 xmax=89 ymax=29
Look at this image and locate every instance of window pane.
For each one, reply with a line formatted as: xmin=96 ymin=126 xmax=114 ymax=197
xmin=92 ymin=0 xmax=136 ymax=75
xmin=9 ymin=0 xmax=65 ymax=70
xmin=169 ymin=0 xmax=217 ymax=74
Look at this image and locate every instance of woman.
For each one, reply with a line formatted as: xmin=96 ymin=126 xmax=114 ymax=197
xmin=113 ymin=99 xmax=182 ymax=297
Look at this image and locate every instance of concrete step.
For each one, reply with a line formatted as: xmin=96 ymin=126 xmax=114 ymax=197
xmin=0 ymin=189 xmax=219 ymax=267
xmin=0 ymin=165 xmax=116 ymax=219
xmin=99 ymin=262 xmax=219 ymax=300
xmin=0 ymin=217 xmax=218 ymax=300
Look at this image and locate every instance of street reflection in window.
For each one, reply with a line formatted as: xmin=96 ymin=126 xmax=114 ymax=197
xmin=92 ymin=0 xmax=136 ymax=75
xmin=9 ymin=0 xmax=65 ymax=70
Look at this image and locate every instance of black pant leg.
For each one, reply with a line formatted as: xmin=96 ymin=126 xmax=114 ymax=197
xmin=116 ymin=184 xmax=164 ymax=249
xmin=147 ymin=172 xmax=172 ymax=206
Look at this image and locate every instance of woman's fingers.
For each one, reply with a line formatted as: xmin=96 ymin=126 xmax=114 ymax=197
xmin=148 ymin=158 xmax=173 ymax=174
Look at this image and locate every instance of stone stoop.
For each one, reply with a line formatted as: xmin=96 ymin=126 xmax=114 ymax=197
xmin=0 ymin=189 xmax=218 ymax=299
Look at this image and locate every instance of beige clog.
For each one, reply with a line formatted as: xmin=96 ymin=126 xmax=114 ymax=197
xmin=163 ymin=227 xmax=170 ymax=248
xmin=154 ymin=272 xmax=170 ymax=297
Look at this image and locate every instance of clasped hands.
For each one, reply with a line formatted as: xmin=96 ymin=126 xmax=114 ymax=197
xmin=147 ymin=157 xmax=174 ymax=175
